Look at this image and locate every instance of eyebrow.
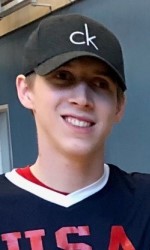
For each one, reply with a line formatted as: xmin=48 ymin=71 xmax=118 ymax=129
xmin=93 ymin=70 xmax=112 ymax=76
xmin=52 ymin=62 xmax=117 ymax=82
xmin=58 ymin=64 xmax=111 ymax=75
xmin=93 ymin=69 xmax=118 ymax=81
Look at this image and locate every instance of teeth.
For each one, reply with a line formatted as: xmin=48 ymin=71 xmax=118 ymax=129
xmin=65 ymin=117 xmax=91 ymax=127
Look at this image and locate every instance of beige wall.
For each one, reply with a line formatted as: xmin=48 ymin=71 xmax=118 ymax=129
xmin=0 ymin=0 xmax=76 ymax=37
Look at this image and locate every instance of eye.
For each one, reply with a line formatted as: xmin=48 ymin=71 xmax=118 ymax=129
xmin=45 ymin=69 xmax=75 ymax=88
xmin=92 ymin=77 xmax=110 ymax=90
xmin=55 ymin=70 xmax=73 ymax=81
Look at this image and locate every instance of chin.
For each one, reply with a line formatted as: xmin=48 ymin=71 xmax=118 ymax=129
xmin=62 ymin=141 xmax=99 ymax=158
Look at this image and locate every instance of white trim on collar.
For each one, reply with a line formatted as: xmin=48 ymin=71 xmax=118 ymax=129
xmin=5 ymin=164 xmax=109 ymax=208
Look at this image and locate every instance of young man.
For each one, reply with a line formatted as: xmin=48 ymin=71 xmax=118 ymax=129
xmin=0 ymin=14 xmax=149 ymax=249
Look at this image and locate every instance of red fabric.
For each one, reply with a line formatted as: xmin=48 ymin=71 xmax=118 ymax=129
xmin=16 ymin=166 xmax=68 ymax=195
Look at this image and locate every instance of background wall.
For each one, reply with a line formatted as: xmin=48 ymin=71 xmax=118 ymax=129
xmin=0 ymin=0 xmax=150 ymax=173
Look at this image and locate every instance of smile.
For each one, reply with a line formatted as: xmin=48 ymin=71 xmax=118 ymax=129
xmin=63 ymin=116 xmax=93 ymax=128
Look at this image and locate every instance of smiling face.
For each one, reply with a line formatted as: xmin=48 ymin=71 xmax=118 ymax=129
xmin=17 ymin=57 xmax=125 ymax=158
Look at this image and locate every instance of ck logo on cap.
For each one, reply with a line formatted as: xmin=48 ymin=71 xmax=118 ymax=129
xmin=69 ymin=23 xmax=99 ymax=50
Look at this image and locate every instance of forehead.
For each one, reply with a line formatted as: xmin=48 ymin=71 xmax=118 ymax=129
xmin=58 ymin=56 xmax=115 ymax=77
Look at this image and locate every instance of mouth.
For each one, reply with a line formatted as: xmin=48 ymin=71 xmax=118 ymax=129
xmin=62 ymin=116 xmax=95 ymax=128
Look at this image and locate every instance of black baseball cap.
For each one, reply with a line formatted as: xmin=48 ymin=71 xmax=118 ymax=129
xmin=22 ymin=14 xmax=126 ymax=91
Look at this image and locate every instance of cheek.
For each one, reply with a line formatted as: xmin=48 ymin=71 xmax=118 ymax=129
xmin=97 ymin=94 xmax=117 ymax=113
xmin=96 ymin=98 xmax=119 ymax=128
xmin=33 ymin=90 xmax=67 ymax=125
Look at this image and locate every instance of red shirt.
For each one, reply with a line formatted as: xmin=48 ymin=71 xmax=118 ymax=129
xmin=16 ymin=166 xmax=68 ymax=195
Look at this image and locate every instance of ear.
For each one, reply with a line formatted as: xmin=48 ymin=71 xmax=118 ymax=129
xmin=114 ymin=95 xmax=126 ymax=123
xmin=16 ymin=74 xmax=34 ymax=110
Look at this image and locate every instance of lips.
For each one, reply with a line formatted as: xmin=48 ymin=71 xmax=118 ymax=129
xmin=62 ymin=115 xmax=95 ymax=128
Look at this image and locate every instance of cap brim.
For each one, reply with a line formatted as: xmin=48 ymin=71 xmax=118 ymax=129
xmin=35 ymin=51 xmax=126 ymax=91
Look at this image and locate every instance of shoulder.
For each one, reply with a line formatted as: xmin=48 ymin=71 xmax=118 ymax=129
xmin=0 ymin=172 xmax=25 ymax=196
xmin=109 ymin=164 xmax=150 ymax=183
xmin=0 ymin=173 xmax=11 ymax=188
xmin=108 ymin=164 xmax=150 ymax=199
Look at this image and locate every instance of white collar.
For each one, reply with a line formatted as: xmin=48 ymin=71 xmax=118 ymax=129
xmin=5 ymin=164 xmax=109 ymax=208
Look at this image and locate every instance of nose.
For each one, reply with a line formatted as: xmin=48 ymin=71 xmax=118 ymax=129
xmin=68 ymin=82 xmax=94 ymax=109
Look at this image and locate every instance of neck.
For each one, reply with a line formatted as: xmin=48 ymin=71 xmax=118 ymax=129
xmin=31 ymin=129 xmax=105 ymax=193
xmin=31 ymin=146 xmax=104 ymax=194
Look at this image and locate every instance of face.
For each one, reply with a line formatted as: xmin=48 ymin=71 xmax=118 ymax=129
xmin=16 ymin=57 xmax=125 ymax=158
